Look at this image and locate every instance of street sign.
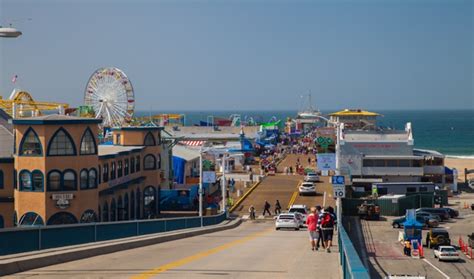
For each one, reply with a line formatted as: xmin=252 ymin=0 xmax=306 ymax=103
xmin=202 ymin=171 xmax=216 ymax=183
xmin=333 ymin=185 xmax=345 ymax=198
xmin=331 ymin=175 xmax=345 ymax=185
xmin=317 ymin=153 xmax=336 ymax=171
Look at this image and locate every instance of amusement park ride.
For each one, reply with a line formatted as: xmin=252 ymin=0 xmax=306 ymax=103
xmin=0 ymin=90 xmax=69 ymax=118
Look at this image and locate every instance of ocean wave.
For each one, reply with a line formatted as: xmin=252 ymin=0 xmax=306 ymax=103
xmin=445 ymin=155 xmax=474 ymax=159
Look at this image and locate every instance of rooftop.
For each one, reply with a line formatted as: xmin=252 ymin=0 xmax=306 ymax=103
xmin=329 ymin=109 xmax=381 ymax=117
xmin=11 ymin=114 xmax=102 ymax=125
xmin=0 ymin=123 xmax=13 ymax=158
xmin=164 ymin=126 xmax=259 ymax=140
xmin=172 ymin=145 xmax=200 ymax=161
xmin=98 ymin=145 xmax=144 ymax=157
xmin=343 ymin=130 xmax=409 ymax=142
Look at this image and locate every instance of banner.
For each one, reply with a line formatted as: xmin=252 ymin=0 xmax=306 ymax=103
xmin=317 ymin=153 xmax=336 ymax=171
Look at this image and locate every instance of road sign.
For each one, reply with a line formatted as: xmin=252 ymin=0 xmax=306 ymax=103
xmin=202 ymin=171 xmax=216 ymax=183
xmin=331 ymin=175 xmax=345 ymax=185
xmin=317 ymin=153 xmax=336 ymax=171
xmin=333 ymin=185 xmax=345 ymax=198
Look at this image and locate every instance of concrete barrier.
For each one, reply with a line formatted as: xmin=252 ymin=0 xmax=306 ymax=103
xmin=0 ymin=218 xmax=242 ymax=276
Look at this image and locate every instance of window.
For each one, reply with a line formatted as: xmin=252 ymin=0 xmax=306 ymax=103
xmin=130 ymin=157 xmax=135 ymax=173
xmin=111 ymin=162 xmax=116 ymax=180
xmin=118 ymin=161 xmax=123 ymax=178
xmin=157 ymin=154 xmax=162 ymax=169
xmin=98 ymin=165 xmax=101 ymax=184
xmin=47 ymin=212 xmax=78 ymax=225
xmin=386 ymin=160 xmax=398 ymax=167
xmin=374 ymin=160 xmax=385 ymax=167
xmin=47 ymin=170 xmax=61 ymax=191
xmin=406 ymin=187 xmax=417 ymax=193
xmin=136 ymin=156 xmax=141 ymax=172
xmin=124 ymin=193 xmax=129 ymax=220
xmin=117 ymin=196 xmax=124 ymax=221
xmin=110 ymin=199 xmax=116 ymax=222
xmin=412 ymin=160 xmax=423 ymax=167
xmin=103 ymin=163 xmax=109 ymax=182
xmin=124 ymin=159 xmax=129 ymax=176
xmin=143 ymin=186 xmax=156 ymax=219
xmin=19 ymin=170 xmax=32 ymax=191
xmin=136 ymin=188 xmax=141 ymax=219
xmin=399 ymin=160 xmax=410 ymax=167
xmin=63 ymin=170 xmax=77 ymax=191
xmin=47 ymin=128 xmax=76 ymax=156
xmin=419 ymin=186 xmax=428 ymax=192
xmin=144 ymin=132 xmax=156 ymax=146
xmin=0 ymin=170 xmax=3 ymax=189
xmin=80 ymin=169 xmax=88 ymax=189
xmin=13 ymin=169 xmax=17 ymax=189
xmin=80 ymin=128 xmax=97 ymax=155
xmin=19 ymin=212 xmax=44 ymax=226
xmin=88 ymin=169 xmax=97 ymax=188
xmin=144 ymin=155 xmax=156 ymax=170
xmin=80 ymin=210 xmax=98 ymax=223
xmin=31 ymin=170 xmax=44 ymax=191
xmin=102 ymin=202 xmax=109 ymax=222
xmin=19 ymin=128 xmax=42 ymax=156
xmin=0 ymin=215 xmax=4 ymax=229
xmin=130 ymin=191 xmax=135 ymax=219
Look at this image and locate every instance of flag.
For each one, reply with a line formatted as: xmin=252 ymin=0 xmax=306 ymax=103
xmin=11 ymin=75 xmax=18 ymax=84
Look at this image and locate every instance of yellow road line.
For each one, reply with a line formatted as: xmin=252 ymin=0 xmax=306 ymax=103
xmin=131 ymin=228 xmax=273 ymax=279
xmin=287 ymin=180 xmax=302 ymax=209
xmin=229 ymin=179 xmax=262 ymax=212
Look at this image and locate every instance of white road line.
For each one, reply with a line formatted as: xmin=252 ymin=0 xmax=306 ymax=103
xmin=422 ymin=258 xmax=450 ymax=279
xmin=323 ymin=191 xmax=327 ymax=207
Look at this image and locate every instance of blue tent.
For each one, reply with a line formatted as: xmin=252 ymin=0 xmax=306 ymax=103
xmin=172 ymin=156 xmax=186 ymax=184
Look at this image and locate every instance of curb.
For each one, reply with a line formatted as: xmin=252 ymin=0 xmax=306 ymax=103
xmin=229 ymin=179 xmax=264 ymax=212
xmin=0 ymin=218 xmax=242 ymax=277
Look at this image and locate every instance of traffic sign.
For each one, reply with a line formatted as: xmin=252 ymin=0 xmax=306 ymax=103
xmin=331 ymin=175 xmax=345 ymax=185
xmin=333 ymin=185 xmax=345 ymax=198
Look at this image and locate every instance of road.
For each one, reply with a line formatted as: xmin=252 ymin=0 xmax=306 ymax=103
xmin=7 ymin=221 xmax=341 ymax=279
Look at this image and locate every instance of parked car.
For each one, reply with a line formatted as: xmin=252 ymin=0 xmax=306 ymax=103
xmin=275 ymin=213 xmax=300 ymax=230
xmin=468 ymin=233 xmax=474 ymax=248
xmin=433 ymin=246 xmax=460 ymax=262
xmin=304 ymin=172 xmax=320 ymax=182
xmin=441 ymin=208 xmax=459 ymax=218
xmin=288 ymin=205 xmax=308 ymax=222
xmin=357 ymin=203 xmax=380 ymax=220
xmin=416 ymin=211 xmax=442 ymax=222
xmin=416 ymin=208 xmax=450 ymax=221
xmin=392 ymin=216 xmax=429 ymax=229
xmin=299 ymin=182 xmax=316 ymax=196
xmin=426 ymin=228 xmax=451 ymax=248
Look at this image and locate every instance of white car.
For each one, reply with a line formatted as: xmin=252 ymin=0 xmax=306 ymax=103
xmin=275 ymin=213 xmax=300 ymax=230
xmin=299 ymin=182 xmax=316 ymax=196
xmin=433 ymin=246 xmax=460 ymax=262
xmin=288 ymin=205 xmax=308 ymax=222
xmin=304 ymin=172 xmax=320 ymax=182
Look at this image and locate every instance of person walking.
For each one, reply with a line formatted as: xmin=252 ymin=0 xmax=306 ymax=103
xmin=315 ymin=206 xmax=324 ymax=250
xmin=306 ymin=207 xmax=319 ymax=251
xmin=274 ymin=200 xmax=282 ymax=215
xmin=249 ymin=205 xmax=256 ymax=220
xmin=263 ymin=200 xmax=271 ymax=216
xmin=318 ymin=206 xmax=335 ymax=253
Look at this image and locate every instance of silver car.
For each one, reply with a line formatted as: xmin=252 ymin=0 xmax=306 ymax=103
xmin=304 ymin=172 xmax=320 ymax=182
xmin=299 ymin=182 xmax=316 ymax=196
xmin=275 ymin=213 xmax=300 ymax=230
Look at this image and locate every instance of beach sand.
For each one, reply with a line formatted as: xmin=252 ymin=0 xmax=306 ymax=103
xmin=445 ymin=158 xmax=474 ymax=181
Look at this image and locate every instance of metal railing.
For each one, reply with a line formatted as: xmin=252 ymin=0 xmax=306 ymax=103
xmin=0 ymin=213 xmax=227 ymax=256
xmin=338 ymin=221 xmax=370 ymax=279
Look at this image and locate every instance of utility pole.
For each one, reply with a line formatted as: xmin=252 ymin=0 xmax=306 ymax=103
xmin=199 ymin=147 xmax=204 ymax=227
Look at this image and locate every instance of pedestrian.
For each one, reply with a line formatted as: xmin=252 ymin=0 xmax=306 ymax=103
xmin=263 ymin=200 xmax=271 ymax=216
xmin=307 ymin=157 xmax=311 ymax=165
xmin=249 ymin=205 xmax=256 ymax=220
xmin=315 ymin=206 xmax=324 ymax=249
xmin=306 ymin=207 xmax=319 ymax=251
xmin=318 ymin=206 xmax=335 ymax=253
xmin=289 ymin=166 xmax=293 ymax=174
xmin=274 ymin=200 xmax=282 ymax=215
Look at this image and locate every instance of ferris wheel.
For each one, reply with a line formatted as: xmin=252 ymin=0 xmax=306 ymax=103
xmin=84 ymin=67 xmax=135 ymax=127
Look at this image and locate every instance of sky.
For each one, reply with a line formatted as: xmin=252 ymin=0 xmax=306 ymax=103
xmin=0 ymin=0 xmax=472 ymax=111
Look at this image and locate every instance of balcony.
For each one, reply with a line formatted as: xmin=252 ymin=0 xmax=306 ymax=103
xmin=423 ymin=165 xmax=445 ymax=175
xmin=362 ymin=167 xmax=424 ymax=176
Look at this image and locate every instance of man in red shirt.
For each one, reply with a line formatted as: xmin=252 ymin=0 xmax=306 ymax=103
xmin=306 ymin=207 xmax=319 ymax=251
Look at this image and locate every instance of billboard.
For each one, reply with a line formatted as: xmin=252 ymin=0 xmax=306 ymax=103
xmin=317 ymin=153 xmax=336 ymax=171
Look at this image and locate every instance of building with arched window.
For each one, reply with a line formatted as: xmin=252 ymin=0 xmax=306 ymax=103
xmin=0 ymin=114 xmax=169 ymax=228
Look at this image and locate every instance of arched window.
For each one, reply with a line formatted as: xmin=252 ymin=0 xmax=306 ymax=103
xmin=80 ymin=169 xmax=88 ymax=189
xmin=136 ymin=188 xmax=141 ymax=219
xmin=103 ymin=163 xmax=109 ymax=182
xmin=124 ymin=193 xmax=129 ymax=220
xmin=130 ymin=157 xmax=135 ymax=173
xmin=19 ymin=170 xmax=32 ymax=191
xmin=124 ymin=159 xmax=129 ymax=176
xmin=118 ymin=161 xmax=123 ymax=178
xmin=47 ymin=212 xmax=78 ymax=225
xmin=88 ymin=168 xmax=97 ymax=188
xmin=136 ymin=155 xmax=141 ymax=172
xmin=144 ymin=132 xmax=156 ymax=146
xmin=63 ymin=170 xmax=77 ymax=190
xmin=47 ymin=170 xmax=61 ymax=191
xmin=111 ymin=162 xmax=116 ymax=180
xmin=110 ymin=199 xmax=117 ymax=222
xmin=19 ymin=212 xmax=44 ymax=226
xmin=130 ymin=191 xmax=135 ymax=219
xmin=157 ymin=154 xmax=162 ymax=169
xmin=80 ymin=209 xmax=98 ymax=223
xmin=19 ymin=128 xmax=42 ymax=156
xmin=31 ymin=170 xmax=44 ymax=191
xmin=143 ymin=186 xmax=156 ymax=219
xmin=0 ymin=215 xmax=4 ymax=229
xmin=80 ymin=128 xmax=97 ymax=155
xmin=102 ymin=202 xmax=109 ymax=222
xmin=0 ymin=170 xmax=4 ymax=189
xmin=47 ymin=128 xmax=76 ymax=156
xmin=117 ymin=196 xmax=124 ymax=221
xmin=144 ymin=155 xmax=156 ymax=170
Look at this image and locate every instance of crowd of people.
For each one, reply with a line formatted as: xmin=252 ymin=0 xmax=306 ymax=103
xmin=306 ymin=206 xmax=337 ymax=253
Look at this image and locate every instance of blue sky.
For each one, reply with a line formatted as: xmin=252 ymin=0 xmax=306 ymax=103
xmin=1 ymin=0 xmax=472 ymax=111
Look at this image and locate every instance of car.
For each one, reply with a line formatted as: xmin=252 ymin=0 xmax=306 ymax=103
xmin=416 ymin=211 xmax=442 ymax=222
xmin=433 ymin=246 xmax=460 ymax=261
xmin=357 ymin=203 xmax=380 ymax=220
xmin=426 ymin=228 xmax=451 ymax=248
xmin=275 ymin=213 xmax=300 ymax=230
xmin=392 ymin=215 xmax=437 ymax=229
xmin=468 ymin=179 xmax=474 ymax=189
xmin=416 ymin=208 xmax=450 ymax=221
xmin=299 ymin=182 xmax=316 ymax=196
xmin=288 ymin=205 xmax=308 ymax=222
xmin=304 ymin=172 xmax=320 ymax=182
xmin=468 ymin=233 xmax=474 ymax=248
xmin=440 ymin=208 xmax=459 ymax=218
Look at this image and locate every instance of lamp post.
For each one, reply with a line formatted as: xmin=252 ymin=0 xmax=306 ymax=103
xmin=199 ymin=146 xmax=204 ymax=227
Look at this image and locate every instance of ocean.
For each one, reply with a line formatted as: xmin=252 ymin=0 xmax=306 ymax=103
xmin=135 ymin=110 xmax=474 ymax=157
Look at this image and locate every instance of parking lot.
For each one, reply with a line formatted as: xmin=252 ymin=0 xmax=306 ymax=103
xmin=348 ymin=196 xmax=474 ymax=279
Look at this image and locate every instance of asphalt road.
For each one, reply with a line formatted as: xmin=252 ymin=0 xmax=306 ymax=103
xmin=6 ymin=221 xmax=341 ymax=279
